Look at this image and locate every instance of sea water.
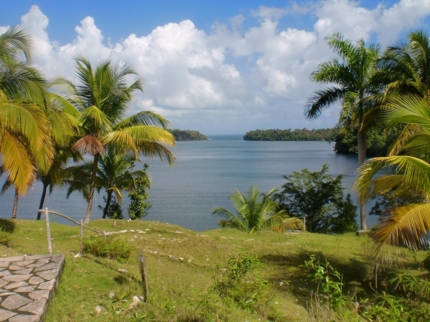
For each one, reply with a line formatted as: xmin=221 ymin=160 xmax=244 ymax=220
xmin=0 ymin=135 xmax=368 ymax=231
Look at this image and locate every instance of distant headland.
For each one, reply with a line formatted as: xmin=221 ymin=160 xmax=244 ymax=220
xmin=243 ymin=128 xmax=336 ymax=141
xmin=168 ymin=129 xmax=208 ymax=141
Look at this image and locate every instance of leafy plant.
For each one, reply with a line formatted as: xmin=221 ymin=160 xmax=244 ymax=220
xmin=211 ymin=257 xmax=269 ymax=311
xmin=303 ymin=255 xmax=349 ymax=312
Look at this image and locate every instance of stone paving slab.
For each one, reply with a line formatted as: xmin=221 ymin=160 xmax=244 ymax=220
xmin=0 ymin=255 xmax=64 ymax=321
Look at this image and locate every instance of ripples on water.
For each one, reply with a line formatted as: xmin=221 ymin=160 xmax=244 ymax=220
xmin=0 ymin=135 xmax=369 ymax=231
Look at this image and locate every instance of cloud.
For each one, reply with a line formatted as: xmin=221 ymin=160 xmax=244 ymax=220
xmin=3 ymin=1 xmax=430 ymax=134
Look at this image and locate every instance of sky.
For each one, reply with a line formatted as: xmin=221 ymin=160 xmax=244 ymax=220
xmin=2 ymin=0 xmax=430 ymax=134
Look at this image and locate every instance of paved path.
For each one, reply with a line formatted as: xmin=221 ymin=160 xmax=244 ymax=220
xmin=0 ymin=254 xmax=64 ymax=322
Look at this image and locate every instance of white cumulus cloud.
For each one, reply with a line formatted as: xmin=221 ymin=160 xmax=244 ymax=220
xmin=2 ymin=1 xmax=430 ymax=134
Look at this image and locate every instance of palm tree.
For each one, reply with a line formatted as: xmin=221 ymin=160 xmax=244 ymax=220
xmin=66 ymin=149 xmax=149 ymax=219
xmin=56 ymin=57 xmax=175 ymax=222
xmin=306 ymin=33 xmax=381 ymax=230
xmin=355 ymin=94 xmax=430 ymax=254
xmin=0 ymin=26 xmax=53 ymax=195
xmin=212 ymin=185 xmax=303 ymax=233
xmin=375 ymin=30 xmax=430 ymax=155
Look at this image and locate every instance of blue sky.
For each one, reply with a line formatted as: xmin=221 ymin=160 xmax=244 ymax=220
xmin=2 ymin=1 xmax=430 ymax=134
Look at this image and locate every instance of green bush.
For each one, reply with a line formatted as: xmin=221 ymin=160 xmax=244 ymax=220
xmin=0 ymin=231 xmax=11 ymax=247
xmin=82 ymin=236 xmax=134 ymax=261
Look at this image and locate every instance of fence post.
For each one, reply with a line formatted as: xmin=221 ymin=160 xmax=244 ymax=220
xmin=80 ymin=219 xmax=84 ymax=255
xmin=138 ymin=254 xmax=149 ymax=302
xmin=44 ymin=207 xmax=52 ymax=255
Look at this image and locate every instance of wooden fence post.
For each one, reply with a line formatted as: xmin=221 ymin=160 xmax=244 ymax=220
xmin=80 ymin=219 xmax=84 ymax=255
xmin=44 ymin=207 xmax=52 ymax=255
xmin=138 ymin=255 xmax=149 ymax=302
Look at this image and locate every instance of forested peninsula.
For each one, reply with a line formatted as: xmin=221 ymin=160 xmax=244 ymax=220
xmin=168 ymin=129 xmax=208 ymax=141
xmin=244 ymin=125 xmax=401 ymax=157
xmin=243 ymin=128 xmax=336 ymax=141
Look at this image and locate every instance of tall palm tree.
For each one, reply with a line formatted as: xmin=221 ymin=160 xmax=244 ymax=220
xmin=34 ymin=92 xmax=82 ymax=220
xmin=56 ymin=57 xmax=175 ymax=222
xmin=0 ymin=26 xmax=53 ymax=195
xmin=375 ymin=30 xmax=430 ymax=155
xmin=306 ymin=33 xmax=381 ymax=230
xmin=212 ymin=185 xmax=303 ymax=233
xmin=355 ymin=94 xmax=430 ymax=254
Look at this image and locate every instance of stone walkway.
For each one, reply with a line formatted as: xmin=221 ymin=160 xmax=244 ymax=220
xmin=0 ymin=254 xmax=65 ymax=322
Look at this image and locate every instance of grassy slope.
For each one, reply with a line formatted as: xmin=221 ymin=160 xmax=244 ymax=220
xmin=0 ymin=219 xmax=426 ymax=321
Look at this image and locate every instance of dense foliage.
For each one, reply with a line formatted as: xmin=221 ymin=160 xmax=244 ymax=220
xmin=243 ymin=128 xmax=336 ymax=141
xmin=168 ymin=129 xmax=208 ymax=141
xmin=128 ymin=165 xmax=152 ymax=220
xmin=334 ymin=123 xmax=403 ymax=156
xmin=272 ymin=164 xmax=357 ymax=234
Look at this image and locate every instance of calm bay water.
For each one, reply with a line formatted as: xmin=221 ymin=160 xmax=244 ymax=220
xmin=0 ymin=135 xmax=367 ymax=231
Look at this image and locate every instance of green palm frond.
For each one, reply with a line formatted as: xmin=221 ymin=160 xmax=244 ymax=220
xmin=0 ymin=26 xmax=31 ymax=61
xmin=115 ymin=111 xmax=170 ymax=129
xmin=356 ymin=155 xmax=430 ymax=202
xmin=372 ymin=203 xmax=430 ymax=254
xmin=212 ymin=185 xmax=299 ymax=233
xmin=80 ymin=105 xmax=112 ymax=135
xmin=0 ymin=130 xmax=35 ymax=194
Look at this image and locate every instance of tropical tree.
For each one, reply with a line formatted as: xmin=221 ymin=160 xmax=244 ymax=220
xmin=56 ymin=57 xmax=175 ymax=222
xmin=273 ymin=165 xmax=357 ymax=234
xmin=212 ymin=185 xmax=303 ymax=233
xmin=355 ymin=94 xmax=430 ymax=254
xmin=306 ymin=33 xmax=381 ymax=230
xmin=66 ymin=149 xmax=150 ymax=219
xmin=375 ymin=30 xmax=430 ymax=155
xmin=0 ymin=26 xmax=53 ymax=196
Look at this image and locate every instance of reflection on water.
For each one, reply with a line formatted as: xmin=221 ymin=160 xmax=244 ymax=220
xmin=0 ymin=135 xmax=374 ymax=231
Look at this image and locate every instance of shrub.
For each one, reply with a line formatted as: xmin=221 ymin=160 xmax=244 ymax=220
xmin=82 ymin=236 xmax=134 ymax=261
xmin=211 ymin=257 xmax=269 ymax=311
xmin=0 ymin=230 xmax=11 ymax=247
xmin=273 ymin=164 xmax=357 ymax=234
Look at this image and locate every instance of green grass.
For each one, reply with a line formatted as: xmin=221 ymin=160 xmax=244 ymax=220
xmin=0 ymin=219 xmax=427 ymax=321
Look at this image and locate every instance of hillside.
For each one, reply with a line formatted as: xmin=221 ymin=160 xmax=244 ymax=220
xmin=0 ymin=219 xmax=427 ymax=321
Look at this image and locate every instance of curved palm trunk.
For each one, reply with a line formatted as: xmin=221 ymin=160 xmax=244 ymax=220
xmin=11 ymin=188 xmax=19 ymax=219
xmin=84 ymin=154 xmax=99 ymax=223
xmin=37 ymin=182 xmax=48 ymax=220
xmin=358 ymin=128 xmax=367 ymax=230
xmin=102 ymin=190 xmax=113 ymax=219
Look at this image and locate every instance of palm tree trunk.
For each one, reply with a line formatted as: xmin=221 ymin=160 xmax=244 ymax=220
xmin=358 ymin=128 xmax=367 ymax=230
xmin=103 ymin=191 xmax=113 ymax=219
xmin=37 ymin=183 xmax=48 ymax=220
xmin=11 ymin=188 xmax=19 ymax=219
xmin=84 ymin=154 xmax=99 ymax=223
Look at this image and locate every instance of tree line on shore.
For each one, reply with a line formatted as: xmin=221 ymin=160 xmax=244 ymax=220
xmin=243 ymin=128 xmax=336 ymax=141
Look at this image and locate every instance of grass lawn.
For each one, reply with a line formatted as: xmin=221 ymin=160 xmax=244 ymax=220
xmin=0 ymin=219 xmax=427 ymax=321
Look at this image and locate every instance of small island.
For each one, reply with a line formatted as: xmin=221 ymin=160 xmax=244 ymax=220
xmin=243 ymin=128 xmax=336 ymax=141
xmin=168 ymin=129 xmax=208 ymax=141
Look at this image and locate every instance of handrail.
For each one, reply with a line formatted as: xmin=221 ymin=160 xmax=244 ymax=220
xmin=37 ymin=209 xmax=101 ymax=234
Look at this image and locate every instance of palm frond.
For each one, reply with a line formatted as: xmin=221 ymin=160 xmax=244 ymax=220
xmin=372 ymin=203 xmax=430 ymax=255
